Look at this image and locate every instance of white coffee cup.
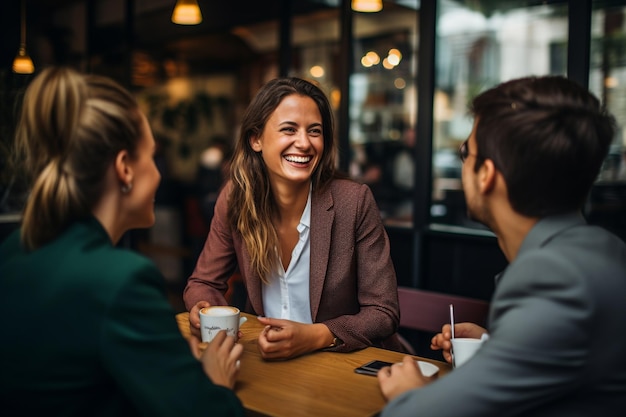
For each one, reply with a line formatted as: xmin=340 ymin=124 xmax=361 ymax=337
xmin=451 ymin=337 xmax=485 ymax=368
xmin=199 ymin=306 xmax=247 ymax=343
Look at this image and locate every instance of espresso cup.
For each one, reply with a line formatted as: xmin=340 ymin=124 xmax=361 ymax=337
xmin=199 ymin=306 xmax=247 ymax=343
xmin=451 ymin=337 xmax=485 ymax=368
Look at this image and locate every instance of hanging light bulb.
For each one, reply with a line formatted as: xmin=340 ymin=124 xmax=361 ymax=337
xmin=172 ymin=0 xmax=203 ymax=25
xmin=13 ymin=0 xmax=34 ymax=74
xmin=13 ymin=47 xmax=34 ymax=74
xmin=352 ymin=0 xmax=383 ymax=13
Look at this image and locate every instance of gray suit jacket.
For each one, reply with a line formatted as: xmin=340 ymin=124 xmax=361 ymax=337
xmin=184 ymin=178 xmax=403 ymax=352
xmin=383 ymin=212 xmax=626 ymax=416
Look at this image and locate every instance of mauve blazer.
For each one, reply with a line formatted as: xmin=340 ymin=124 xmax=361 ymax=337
xmin=184 ymin=178 xmax=404 ymax=352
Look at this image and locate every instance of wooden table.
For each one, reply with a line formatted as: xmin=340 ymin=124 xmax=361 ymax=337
xmin=176 ymin=312 xmax=451 ymax=417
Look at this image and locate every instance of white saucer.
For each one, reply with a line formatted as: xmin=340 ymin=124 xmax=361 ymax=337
xmin=417 ymin=360 xmax=440 ymax=377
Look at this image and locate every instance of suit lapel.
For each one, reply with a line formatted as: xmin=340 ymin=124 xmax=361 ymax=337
xmin=309 ymin=186 xmax=334 ymax=320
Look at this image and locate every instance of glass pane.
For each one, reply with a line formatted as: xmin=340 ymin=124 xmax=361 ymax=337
xmin=290 ymin=8 xmax=341 ymax=141
xmin=590 ymin=1 xmax=626 ymax=182
xmin=587 ymin=0 xmax=626 ymax=242
xmin=291 ymin=9 xmax=340 ymax=78
xmin=350 ymin=1 xmax=419 ymax=223
xmin=432 ymin=0 xmax=568 ymax=228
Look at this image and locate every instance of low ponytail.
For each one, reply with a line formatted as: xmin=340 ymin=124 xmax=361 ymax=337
xmin=16 ymin=68 xmax=87 ymax=250
xmin=21 ymin=159 xmax=84 ymax=249
xmin=15 ymin=67 xmax=139 ymax=250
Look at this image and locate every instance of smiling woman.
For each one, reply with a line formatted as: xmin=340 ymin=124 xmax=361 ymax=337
xmin=250 ymin=94 xmax=324 ymax=193
xmin=184 ymin=77 xmax=407 ymax=360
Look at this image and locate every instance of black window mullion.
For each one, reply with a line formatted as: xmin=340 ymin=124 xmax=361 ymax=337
xmin=568 ymin=0 xmax=592 ymax=87
xmin=413 ymin=0 xmax=437 ymax=288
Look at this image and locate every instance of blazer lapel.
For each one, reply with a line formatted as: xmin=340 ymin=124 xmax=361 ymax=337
xmin=309 ymin=186 xmax=334 ymax=320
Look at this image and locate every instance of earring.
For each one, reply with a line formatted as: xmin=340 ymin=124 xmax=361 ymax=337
xmin=121 ymin=182 xmax=133 ymax=193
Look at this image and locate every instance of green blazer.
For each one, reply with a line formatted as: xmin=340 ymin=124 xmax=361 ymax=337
xmin=0 ymin=217 xmax=243 ymax=417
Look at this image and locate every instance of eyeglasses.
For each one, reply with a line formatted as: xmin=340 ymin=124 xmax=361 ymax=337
xmin=458 ymin=140 xmax=479 ymax=163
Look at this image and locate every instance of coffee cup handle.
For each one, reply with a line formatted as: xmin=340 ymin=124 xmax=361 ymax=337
xmin=239 ymin=316 xmax=247 ymax=327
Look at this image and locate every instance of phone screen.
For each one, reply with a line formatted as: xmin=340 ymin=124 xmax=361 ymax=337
xmin=354 ymin=360 xmax=393 ymax=376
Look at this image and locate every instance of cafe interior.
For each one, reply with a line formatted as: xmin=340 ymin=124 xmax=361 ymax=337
xmin=1 ymin=0 xmax=626 ymax=357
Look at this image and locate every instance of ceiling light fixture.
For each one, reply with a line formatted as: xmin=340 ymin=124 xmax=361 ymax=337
xmin=13 ymin=0 xmax=34 ymax=74
xmin=352 ymin=0 xmax=383 ymax=13
xmin=172 ymin=0 xmax=203 ymax=25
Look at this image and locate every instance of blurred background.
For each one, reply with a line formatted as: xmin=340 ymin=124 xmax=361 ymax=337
xmin=1 ymin=1 xmax=625 ymax=320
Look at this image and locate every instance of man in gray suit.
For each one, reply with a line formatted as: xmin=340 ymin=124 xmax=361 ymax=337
xmin=378 ymin=76 xmax=626 ymax=416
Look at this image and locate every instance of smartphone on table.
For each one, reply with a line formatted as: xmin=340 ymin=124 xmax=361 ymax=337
xmin=354 ymin=360 xmax=393 ymax=376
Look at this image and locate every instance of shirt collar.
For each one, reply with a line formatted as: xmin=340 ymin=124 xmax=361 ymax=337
xmin=297 ymin=185 xmax=312 ymax=233
xmin=517 ymin=211 xmax=586 ymax=256
xmin=494 ymin=211 xmax=586 ymax=285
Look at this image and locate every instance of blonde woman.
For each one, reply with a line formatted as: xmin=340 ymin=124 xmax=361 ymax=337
xmin=184 ymin=77 xmax=404 ymax=360
xmin=0 ymin=67 xmax=243 ymax=417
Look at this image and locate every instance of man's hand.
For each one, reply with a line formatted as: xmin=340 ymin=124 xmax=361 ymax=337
xmin=377 ymin=356 xmax=431 ymax=401
xmin=430 ymin=322 xmax=487 ymax=364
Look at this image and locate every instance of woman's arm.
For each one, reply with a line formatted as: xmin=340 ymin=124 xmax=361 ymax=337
xmin=183 ymin=184 xmax=238 ymax=310
xmin=319 ymin=182 xmax=401 ymax=352
xmin=104 ymin=259 xmax=244 ymax=417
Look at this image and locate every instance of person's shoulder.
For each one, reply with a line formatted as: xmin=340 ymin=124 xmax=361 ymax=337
xmin=507 ymin=222 xmax=626 ymax=288
xmin=95 ymin=244 xmax=161 ymax=280
xmin=548 ymin=221 xmax=626 ymax=260
xmin=319 ymin=178 xmax=378 ymax=213
xmin=69 ymin=221 xmax=162 ymax=283
xmin=78 ymin=245 xmax=165 ymax=308
xmin=326 ymin=177 xmax=370 ymax=195
xmin=573 ymin=222 xmax=626 ymax=245
xmin=109 ymin=245 xmax=157 ymax=268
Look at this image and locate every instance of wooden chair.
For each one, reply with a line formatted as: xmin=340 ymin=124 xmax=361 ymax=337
xmin=397 ymin=287 xmax=490 ymax=356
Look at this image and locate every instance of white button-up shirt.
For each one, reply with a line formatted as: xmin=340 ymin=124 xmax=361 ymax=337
xmin=262 ymin=189 xmax=313 ymax=324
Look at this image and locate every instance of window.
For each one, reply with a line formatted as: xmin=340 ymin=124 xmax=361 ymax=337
xmin=590 ymin=1 xmax=626 ymax=182
xmin=431 ymin=0 xmax=569 ymax=228
xmin=350 ymin=1 xmax=419 ymax=222
xmin=586 ymin=0 xmax=626 ymax=241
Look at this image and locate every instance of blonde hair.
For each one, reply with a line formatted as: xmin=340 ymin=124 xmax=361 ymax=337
xmin=15 ymin=67 xmax=141 ymax=250
xmin=228 ymin=77 xmax=338 ymax=283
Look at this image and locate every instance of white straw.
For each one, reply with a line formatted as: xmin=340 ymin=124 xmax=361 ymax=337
xmin=449 ymin=304 xmax=455 ymax=339
xmin=449 ymin=303 xmax=456 ymax=367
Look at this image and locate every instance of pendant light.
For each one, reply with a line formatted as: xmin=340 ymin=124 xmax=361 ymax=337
xmin=171 ymin=0 xmax=203 ymax=25
xmin=13 ymin=0 xmax=35 ymax=74
xmin=352 ymin=0 xmax=383 ymax=13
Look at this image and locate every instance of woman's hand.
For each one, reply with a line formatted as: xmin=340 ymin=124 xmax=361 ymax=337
xmin=256 ymin=317 xmax=332 ymax=360
xmin=189 ymin=302 xmax=244 ymax=340
xmin=430 ymin=322 xmax=487 ymax=364
xmin=189 ymin=301 xmax=211 ymax=339
xmin=199 ymin=330 xmax=244 ymax=389
xmin=377 ymin=355 xmax=431 ymax=401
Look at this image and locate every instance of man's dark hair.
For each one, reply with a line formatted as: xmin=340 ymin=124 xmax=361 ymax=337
xmin=470 ymin=75 xmax=616 ymax=217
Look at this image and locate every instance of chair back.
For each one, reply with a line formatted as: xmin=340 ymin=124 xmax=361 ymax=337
xmin=396 ymin=287 xmax=490 ymax=355
xmin=398 ymin=287 xmax=490 ymax=333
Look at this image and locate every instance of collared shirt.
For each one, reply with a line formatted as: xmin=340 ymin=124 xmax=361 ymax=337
xmin=262 ymin=188 xmax=313 ymax=323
